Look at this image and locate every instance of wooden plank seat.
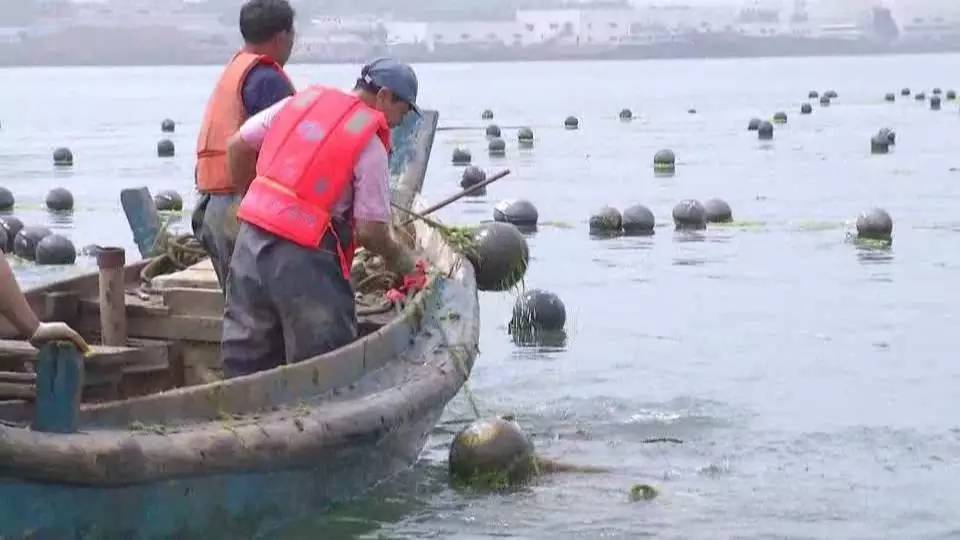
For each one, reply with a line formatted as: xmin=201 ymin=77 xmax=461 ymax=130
xmin=0 ymin=339 xmax=172 ymax=402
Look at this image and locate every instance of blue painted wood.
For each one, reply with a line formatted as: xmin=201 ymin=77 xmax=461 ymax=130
xmin=32 ymin=342 xmax=84 ymax=433
xmin=121 ymin=187 xmax=162 ymax=257
xmin=0 ymin=408 xmax=440 ymax=539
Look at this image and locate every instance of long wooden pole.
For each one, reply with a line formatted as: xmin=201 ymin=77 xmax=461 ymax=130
xmin=400 ymin=169 xmax=511 ymax=226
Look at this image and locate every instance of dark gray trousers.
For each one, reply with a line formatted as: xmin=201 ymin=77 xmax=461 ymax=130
xmin=197 ymin=192 xmax=241 ymax=289
xmin=221 ymin=222 xmax=357 ymax=378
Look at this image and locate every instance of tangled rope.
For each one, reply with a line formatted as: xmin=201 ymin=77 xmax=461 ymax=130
xmin=139 ymin=232 xmax=208 ymax=291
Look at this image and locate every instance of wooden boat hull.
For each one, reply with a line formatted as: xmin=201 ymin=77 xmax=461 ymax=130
xmin=0 ymin=110 xmax=478 ymax=537
xmin=0 ymin=398 xmax=440 ymax=538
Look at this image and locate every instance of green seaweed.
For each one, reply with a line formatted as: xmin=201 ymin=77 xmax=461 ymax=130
xmin=795 ymin=220 xmax=842 ymax=232
xmin=128 ymin=421 xmax=168 ymax=435
xmin=853 ymin=236 xmax=893 ymax=249
xmin=710 ymin=220 xmax=767 ymax=230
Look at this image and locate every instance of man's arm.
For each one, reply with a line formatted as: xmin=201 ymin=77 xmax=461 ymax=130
xmin=352 ymin=138 xmax=416 ymax=276
xmin=355 ymin=221 xmax=415 ymax=276
xmin=227 ymin=133 xmax=259 ymax=197
xmin=0 ymin=257 xmax=88 ymax=351
xmin=0 ymin=257 xmax=39 ymax=338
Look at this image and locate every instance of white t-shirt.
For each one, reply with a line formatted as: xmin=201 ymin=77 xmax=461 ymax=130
xmin=238 ymin=96 xmax=391 ymax=223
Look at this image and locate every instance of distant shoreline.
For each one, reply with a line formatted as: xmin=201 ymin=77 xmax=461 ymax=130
xmin=3 ymin=39 xmax=960 ymax=68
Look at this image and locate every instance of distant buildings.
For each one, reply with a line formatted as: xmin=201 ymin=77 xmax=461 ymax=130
xmin=4 ymin=0 xmax=960 ymax=65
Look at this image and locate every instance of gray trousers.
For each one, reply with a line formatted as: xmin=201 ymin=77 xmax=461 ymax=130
xmin=197 ymin=192 xmax=241 ymax=289
xmin=221 ymin=222 xmax=357 ymax=378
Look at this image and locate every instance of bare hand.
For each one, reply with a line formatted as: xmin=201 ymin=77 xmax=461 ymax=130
xmin=30 ymin=322 xmax=91 ymax=354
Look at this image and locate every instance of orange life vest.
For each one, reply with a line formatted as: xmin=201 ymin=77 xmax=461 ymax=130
xmin=196 ymin=51 xmax=291 ymax=194
xmin=236 ymin=86 xmax=392 ymax=279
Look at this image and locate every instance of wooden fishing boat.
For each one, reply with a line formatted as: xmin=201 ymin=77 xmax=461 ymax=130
xmin=0 ymin=111 xmax=479 ymax=537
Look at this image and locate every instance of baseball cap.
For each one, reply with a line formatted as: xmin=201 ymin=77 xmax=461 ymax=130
xmin=360 ymin=57 xmax=420 ymax=115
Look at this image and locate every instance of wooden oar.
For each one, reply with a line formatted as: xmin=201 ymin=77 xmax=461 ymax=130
xmin=399 ymin=169 xmax=511 ymax=226
xmin=390 ymin=202 xmax=447 ymax=230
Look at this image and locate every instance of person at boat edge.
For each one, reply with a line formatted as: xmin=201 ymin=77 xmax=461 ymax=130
xmin=220 ymin=57 xmax=424 ymax=377
xmin=194 ymin=0 xmax=297 ymax=290
xmin=0 ymin=257 xmax=89 ymax=352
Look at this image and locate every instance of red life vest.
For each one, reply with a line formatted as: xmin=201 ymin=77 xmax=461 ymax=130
xmin=236 ymin=86 xmax=392 ymax=279
xmin=196 ymin=51 xmax=291 ymax=194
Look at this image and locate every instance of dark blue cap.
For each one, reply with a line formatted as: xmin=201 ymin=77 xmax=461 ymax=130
xmin=361 ymin=57 xmax=420 ymax=115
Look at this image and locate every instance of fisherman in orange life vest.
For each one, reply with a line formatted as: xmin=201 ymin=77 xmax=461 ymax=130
xmin=194 ymin=0 xmax=296 ymax=289
xmin=220 ymin=58 xmax=423 ymax=377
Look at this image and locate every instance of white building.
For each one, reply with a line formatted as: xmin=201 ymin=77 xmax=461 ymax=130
xmin=884 ymin=0 xmax=960 ymax=38
xmin=515 ymin=10 xmax=583 ymax=45
xmin=424 ymin=21 xmax=529 ymax=50
xmin=385 ymin=22 xmax=428 ymax=47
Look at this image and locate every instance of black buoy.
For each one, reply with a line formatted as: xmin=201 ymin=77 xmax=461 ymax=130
xmin=589 ymin=206 xmax=622 ymax=236
xmin=13 ymin=226 xmax=52 ymax=260
xmin=564 ymin=116 xmax=579 ymax=130
xmin=654 ymin=149 xmax=676 ymax=173
xmin=493 ymin=199 xmax=538 ymax=228
xmin=808 ymin=90 xmax=819 ymax=99
xmin=45 ymin=187 xmax=74 ymax=212
xmin=704 ymin=198 xmax=733 ymax=223
xmin=449 ymin=417 xmax=537 ymax=489
xmin=161 ymin=118 xmax=176 ymax=133
xmin=758 ymin=121 xmax=774 ymax=140
xmin=452 ymin=147 xmax=472 ymax=165
xmin=622 ymin=204 xmax=655 ymax=236
xmin=948 ymin=90 xmax=957 ymax=101
xmin=931 ymin=96 xmax=941 ymax=110
xmin=619 ymin=108 xmax=633 ymax=121
xmin=672 ymin=199 xmax=706 ymax=230
xmin=158 ymin=139 xmax=175 ymax=158
xmin=154 ymin=189 xmax=184 ymax=211
xmin=773 ymin=111 xmax=788 ymax=124
xmin=481 ymin=109 xmax=494 ymax=120
xmin=35 ymin=234 xmax=76 ymax=265
xmin=933 ymin=88 xmax=942 ymax=95
xmin=460 ymin=166 xmax=487 ymax=192
xmin=53 ymin=147 xmax=73 ymax=167
xmin=0 ymin=187 xmax=13 ymax=211
xmin=825 ymin=90 xmax=838 ymax=99
xmin=485 ymin=124 xmax=501 ymax=138
xmin=871 ymin=133 xmax=890 ymax=154
xmin=748 ymin=118 xmax=762 ymax=131
xmin=901 ymin=88 xmax=911 ymax=96
xmin=878 ymin=127 xmax=896 ymax=145
xmin=510 ymin=289 xmax=566 ymax=332
xmin=819 ymin=96 xmax=831 ymax=107
xmin=488 ymin=137 xmax=506 ymax=157
xmin=0 ymin=216 xmax=23 ymax=253
xmin=517 ymin=127 xmax=534 ymax=147
xmin=915 ymin=92 xmax=926 ymax=101
xmin=687 ymin=108 xmax=697 ymax=114
xmin=856 ymin=208 xmax=893 ymax=241
xmin=885 ymin=93 xmax=896 ymax=102
xmin=467 ymin=223 xmax=529 ymax=292
xmin=800 ymin=103 xmax=813 ymax=114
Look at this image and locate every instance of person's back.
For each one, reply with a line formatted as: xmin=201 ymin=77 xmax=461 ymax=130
xmin=220 ymin=59 xmax=423 ymax=377
xmin=194 ymin=0 xmax=296 ymax=289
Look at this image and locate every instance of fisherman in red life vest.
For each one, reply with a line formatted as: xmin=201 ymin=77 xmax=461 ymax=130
xmin=220 ymin=58 xmax=422 ymax=377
